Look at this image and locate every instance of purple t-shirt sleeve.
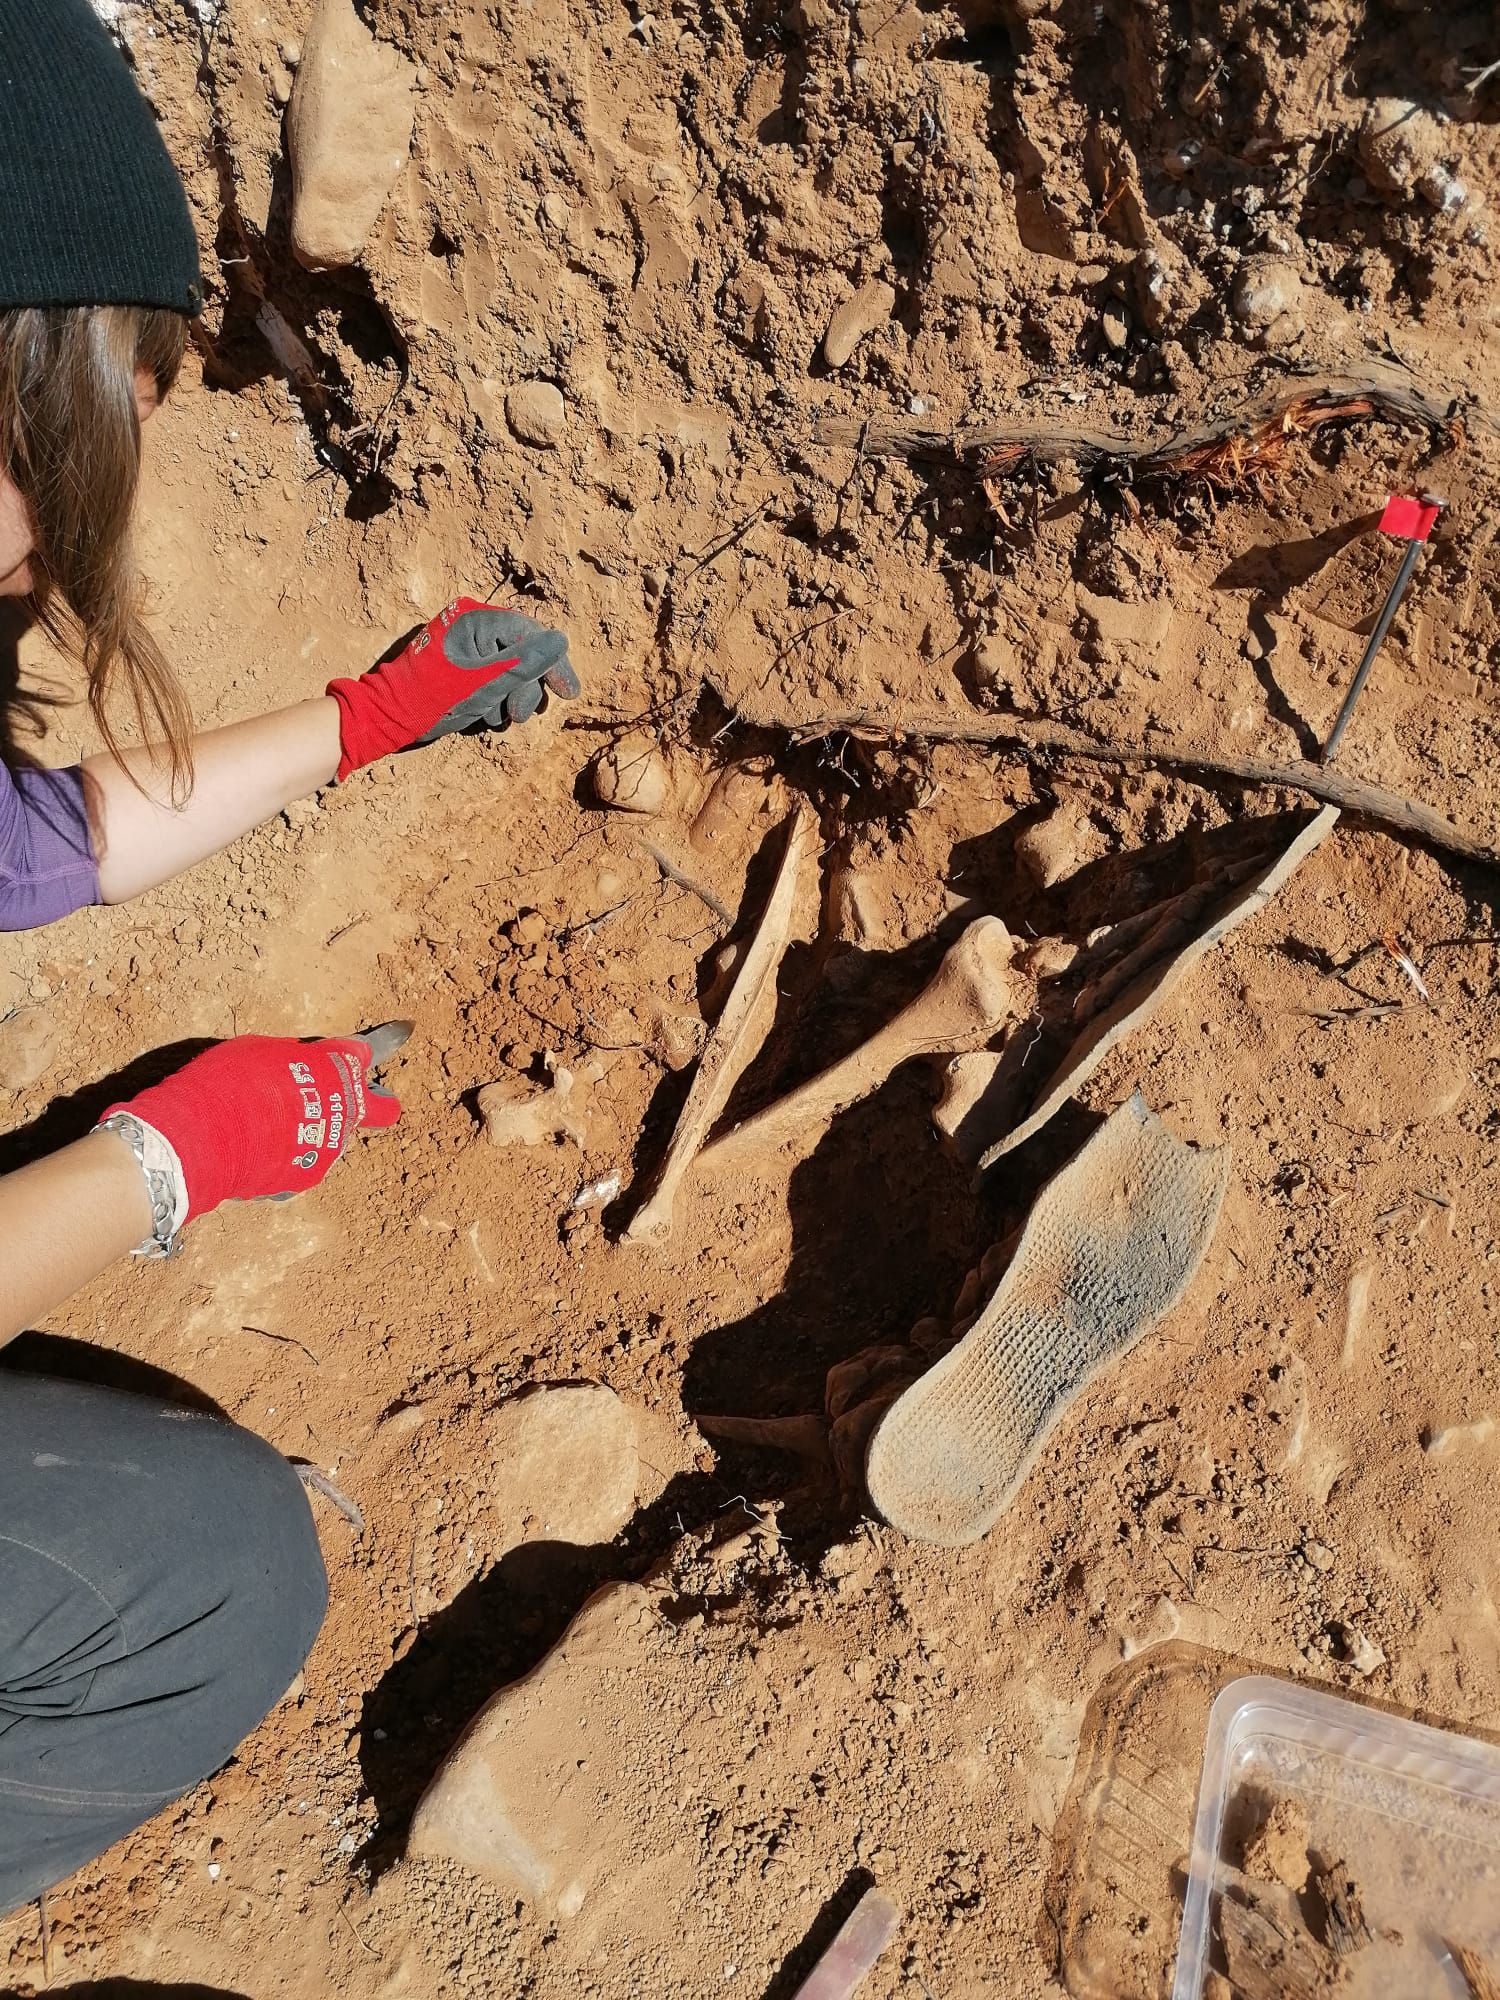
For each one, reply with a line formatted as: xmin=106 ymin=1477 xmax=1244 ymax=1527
xmin=0 ymin=761 xmax=100 ymax=930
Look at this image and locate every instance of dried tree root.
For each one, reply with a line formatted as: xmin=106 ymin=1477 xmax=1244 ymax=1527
xmin=1219 ymin=1889 xmax=1345 ymax=2000
xmin=710 ymin=688 xmax=1497 ymax=872
xmin=700 ymin=915 xmax=1030 ymax=1170
xmin=1451 ymin=1941 xmax=1500 ymax=2000
xmin=624 ymin=806 xmax=816 ymax=1243
xmin=815 ymin=362 xmax=1473 ymax=483
xmin=1311 ymin=1863 xmax=1371 ymax=1960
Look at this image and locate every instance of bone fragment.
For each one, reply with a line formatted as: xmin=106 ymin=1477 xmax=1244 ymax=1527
xmin=1340 ymin=1262 xmax=1373 ymax=1368
xmin=979 ymin=806 xmax=1338 ymax=1169
xmin=625 ymin=807 xmax=816 ymax=1242
xmin=477 ymin=1060 xmax=594 ymax=1149
xmin=933 ymin=1050 xmax=1006 ymax=1161
xmin=703 ymin=915 xmax=1027 ymax=1169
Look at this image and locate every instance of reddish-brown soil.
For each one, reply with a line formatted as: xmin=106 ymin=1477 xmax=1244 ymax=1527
xmin=4 ymin=0 xmax=1500 ymax=1993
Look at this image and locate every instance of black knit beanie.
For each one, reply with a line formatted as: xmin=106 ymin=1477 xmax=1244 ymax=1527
xmin=0 ymin=0 xmax=202 ymax=315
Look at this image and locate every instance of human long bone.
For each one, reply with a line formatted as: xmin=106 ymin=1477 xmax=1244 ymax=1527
xmin=625 ymin=805 xmax=817 ymax=1243
xmin=700 ymin=915 xmax=1030 ymax=1171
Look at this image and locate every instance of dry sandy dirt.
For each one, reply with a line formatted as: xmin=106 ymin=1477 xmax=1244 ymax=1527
xmin=4 ymin=0 xmax=1500 ymax=1994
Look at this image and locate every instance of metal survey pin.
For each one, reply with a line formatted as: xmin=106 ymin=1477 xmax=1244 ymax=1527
xmin=1321 ymin=493 xmax=1444 ymax=764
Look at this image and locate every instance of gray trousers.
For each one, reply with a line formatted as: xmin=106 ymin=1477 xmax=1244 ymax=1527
xmin=0 ymin=1374 xmax=327 ymax=1913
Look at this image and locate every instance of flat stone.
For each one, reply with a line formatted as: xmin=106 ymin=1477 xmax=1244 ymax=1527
xmin=506 ymin=379 xmax=567 ymax=448
xmin=487 ymin=1384 xmax=638 ymax=1553
xmin=822 ymin=279 xmax=896 ymax=368
xmin=1076 ymin=585 xmax=1174 ymax=649
xmin=288 ymin=0 xmax=415 ymax=269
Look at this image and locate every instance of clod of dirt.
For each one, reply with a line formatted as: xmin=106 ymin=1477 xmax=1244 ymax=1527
xmin=488 ymin=1384 xmax=639 ymax=1553
xmin=0 ymin=1002 xmax=57 ymax=1090
xmin=1358 ymin=99 xmax=1446 ymax=199
xmin=645 ymin=999 xmax=705 ymax=1072
xmin=1231 ymin=257 xmax=1305 ymax=347
xmin=408 ymin=1581 xmax=662 ymax=1917
xmin=506 ymin=380 xmax=567 ymax=449
xmin=590 ymin=735 xmax=671 ymax=814
xmin=476 ymin=1061 xmax=591 ymax=1148
xmin=287 ymin=0 xmax=415 ymax=268
xmin=822 ymin=279 xmax=896 ymax=369
xmin=1101 ymin=306 xmax=1130 ymax=353
xmin=1241 ymin=1798 xmax=1311 ymax=1892
xmin=966 ymin=630 xmax=1017 ymax=706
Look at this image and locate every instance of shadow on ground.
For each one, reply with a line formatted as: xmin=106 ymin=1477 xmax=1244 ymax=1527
xmin=2 ymin=1987 xmax=249 ymax=1999
xmin=355 ymin=1469 xmax=724 ymax=1875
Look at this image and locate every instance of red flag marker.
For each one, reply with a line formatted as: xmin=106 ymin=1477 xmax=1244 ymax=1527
xmin=1322 ymin=491 xmax=1445 ymax=763
xmin=1378 ymin=494 xmax=1442 ymax=541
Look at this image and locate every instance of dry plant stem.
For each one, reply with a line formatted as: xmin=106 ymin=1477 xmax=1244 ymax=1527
xmin=702 ymin=915 xmax=1026 ymax=1169
xmin=625 ymin=806 xmax=817 ymax=1243
xmin=717 ymin=691 xmax=1495 ymax=871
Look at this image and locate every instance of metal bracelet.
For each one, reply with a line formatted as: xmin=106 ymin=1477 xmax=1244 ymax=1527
xmin=95 ymin=1112 xmax=180 ymax=1259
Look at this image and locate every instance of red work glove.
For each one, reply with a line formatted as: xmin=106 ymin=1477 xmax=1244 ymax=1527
xmin=327 ymin=599 xmax=579 ymax=781
xmin=104 ymin=1035 xmax=400 ymax=1222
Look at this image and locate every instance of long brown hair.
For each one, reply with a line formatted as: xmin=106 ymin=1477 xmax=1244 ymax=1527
xmin=0 ymin=304 xmax=192 ymax=791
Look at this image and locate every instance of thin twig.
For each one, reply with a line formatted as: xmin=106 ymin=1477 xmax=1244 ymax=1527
xmin=243 ymin=1323 xmax=322 ymax=1367
xmin=338 ymin=1897 xmax=382 ymax=1960
xmin=641 ymin=843 xmax=734 ymax=925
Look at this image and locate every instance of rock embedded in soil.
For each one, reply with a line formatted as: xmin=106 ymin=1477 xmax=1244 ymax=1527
xmin=287 ymin=0 xmax=415 ymax=269
xmin=822 ymin=279 xmax=896 ymax=368
xmin=1357 ymin=98 xmax=1445 ymax=198
xmin=505 ymin=379 xmax=567 ymax=448
xmin=488 ymin=1384 xmax=638 ymax=1552
xmin=1014 ymin=806 xmax=1084 ymax=889
xmin=590 ymin=734 xmax=671 ymax=813
xmin=409 ymin=1580 xmax=661 ymax=1916
xmin=1230 ymin=256 xmax=1304 ymax=345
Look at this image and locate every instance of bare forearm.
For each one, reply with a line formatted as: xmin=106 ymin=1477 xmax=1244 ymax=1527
xmin=82 ymin=696 xmax=342 ymax=903
xmin=0 ymin=1132 xmax=153 ymax=1345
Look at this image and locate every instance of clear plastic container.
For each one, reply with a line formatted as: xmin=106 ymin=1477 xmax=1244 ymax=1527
xmin=1172 ymin=1675 xmax=1500 ymax=1998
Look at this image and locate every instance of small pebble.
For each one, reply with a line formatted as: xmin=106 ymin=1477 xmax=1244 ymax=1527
xmin=506 ymin=379 xmax=567 ymax=448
